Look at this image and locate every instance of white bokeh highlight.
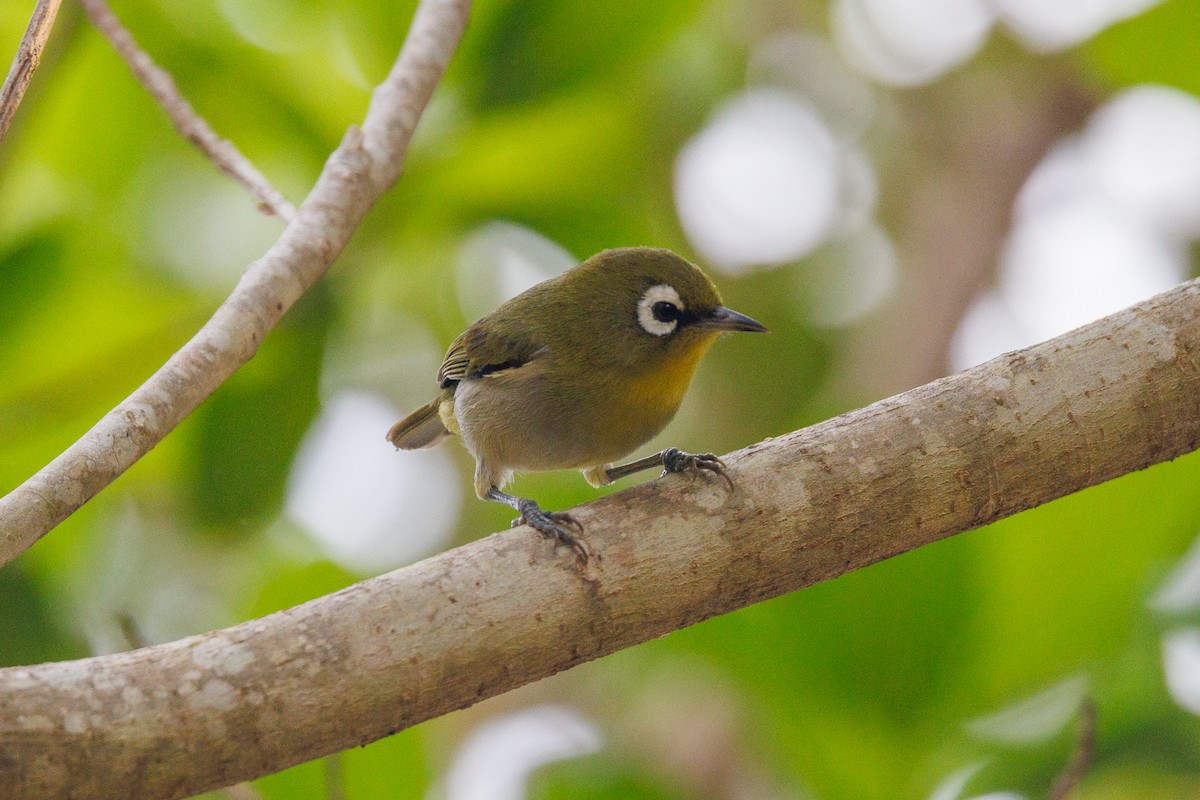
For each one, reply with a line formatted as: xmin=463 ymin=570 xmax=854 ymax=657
xmin=1149 ymin=532 xmax=1200 ymax=614
xmin=675 ymin=88 xmax=841 ymax=273
xmin=456 ymin=222 xmax=576 ymax=322
xmin=286 ymin=391 xmax=460 ymax=573
xmin=804 ymin=222 xmax=898 ymax=327
xmin=998 ymin=196 xmax=1184 ymax=344
xmin=928 ymin=763 xmax=1028 ymax=800
xmin=139 ymin=161 xmax=283 ymax=292
xmin=831 ymin=0 xmax=1161 ymax=85
xmin=727 ymin=38 xmax=897 ymax=323
xmin=832 ymin=0 xmax=993 ymax=87
xmin=437 ymin=705 xmax=603 ymax=800
xmin=952 ymin=86 xmax=1194 ymax=371
xmin=1162 ymin=628 xmax=1200 ymax=715
xmin=748 ymin=33 xmax=877 ymax=139
xmin=1082 ymin=86 xmax=1200 ymax=238
xmin=216 ymin=0 xmax=317 ymax=52
xmin=996 ymin=0 xmax=1162 ymax=51
xmin=965 ymin=675 xmax=1088 ymax=744
xmin=928 ymin=762 xmax=987 ymax=800
xmin=833 ymin=145 xmax=882 ymax=237
xmin=948 ymin=289 xmax=1027 ymax=371
xmin=318 ymin=307 xmax=444 ymax=410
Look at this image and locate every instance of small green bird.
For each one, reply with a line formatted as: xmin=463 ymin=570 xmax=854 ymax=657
xmin=387 ymin=246 xmax=766 ymax=560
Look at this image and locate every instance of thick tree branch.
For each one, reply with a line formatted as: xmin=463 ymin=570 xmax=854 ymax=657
xmin=0 ymin=0 xmax=471 ymax=566
xmin=2 ymin=278 xmax=1198 ymax=799
xmin=0 ymin=0 xmax=63 ymax=145
xmin=78 ymin=0 xmax=296 ymax=221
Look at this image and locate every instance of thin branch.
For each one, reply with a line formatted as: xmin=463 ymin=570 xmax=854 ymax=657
xmin=324 ymin=754 xmax=346 ymax=800
xmin=77 ymin=0 xmax=297 ymax=221
xmin=0 ymin=0 xmax=470 ymax=566
xmin=2 ymin=276 xmax=1199 ymax=799
xmin=0 ymin=0 xmax=64 ymax=145
xmin=1046 ymin=700 xmax=1097 ymax=800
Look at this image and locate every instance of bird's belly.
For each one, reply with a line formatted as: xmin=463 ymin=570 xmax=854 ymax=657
xmin=453 ymin=373 xmax=679 ymax=472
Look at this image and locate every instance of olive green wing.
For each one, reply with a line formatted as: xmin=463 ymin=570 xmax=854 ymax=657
xmin=437 ymin=322 xmax=547 ymax=388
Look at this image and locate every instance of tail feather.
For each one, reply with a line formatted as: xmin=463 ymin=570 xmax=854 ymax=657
xmin=387 ymin=398 xmax=451 ymax=449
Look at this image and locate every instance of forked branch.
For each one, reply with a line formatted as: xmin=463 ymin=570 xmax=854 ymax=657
xmin=0 ymin=0 xmax=471 ymax=565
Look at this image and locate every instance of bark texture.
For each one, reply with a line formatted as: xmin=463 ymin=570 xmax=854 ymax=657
xmin=2 ymin=278 xmax=1199 ymax=799
xmin=0 ymin=0 xmax=63 ymax=144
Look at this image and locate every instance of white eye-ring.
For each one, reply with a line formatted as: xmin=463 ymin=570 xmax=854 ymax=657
xmin=637 ymin=284 xmax=684 ymax=336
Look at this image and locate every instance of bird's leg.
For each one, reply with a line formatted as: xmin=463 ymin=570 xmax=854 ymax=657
xmin=604 ymin=447 xmax=734 ymax=490
xmin=486 ymin=487 xmax=590 ymax=562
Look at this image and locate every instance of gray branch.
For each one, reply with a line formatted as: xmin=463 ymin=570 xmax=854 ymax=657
xmin=78 ymin=0 xmax=297 ymax=221
xmin=2 ymin=277 xmax=1198 ymax=799
xmin=0 ymin=0 xmax=471 ymax=566
xmin=0 ymin=0 xmax=64 ymax=144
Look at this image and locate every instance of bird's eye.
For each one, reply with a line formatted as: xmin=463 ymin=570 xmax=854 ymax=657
xmin=652 ymin=301 xmax=680 ymax=323
xmin=638 ymin=284 xmax=684 ymax=337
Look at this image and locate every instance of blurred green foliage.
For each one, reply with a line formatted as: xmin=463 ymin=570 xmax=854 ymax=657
xmin=2 ymin=1 xmax=1200 ymax=799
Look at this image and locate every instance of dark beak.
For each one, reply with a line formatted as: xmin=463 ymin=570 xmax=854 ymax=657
xmin=697 ymin=305 xmax=768 ymax=333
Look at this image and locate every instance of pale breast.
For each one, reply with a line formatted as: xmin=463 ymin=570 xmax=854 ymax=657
xmin=452 ymin=366 xmax=682 ymax=474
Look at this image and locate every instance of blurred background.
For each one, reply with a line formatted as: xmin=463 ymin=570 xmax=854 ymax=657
xmin=2 ymin=0 xmax=1200 ymax=797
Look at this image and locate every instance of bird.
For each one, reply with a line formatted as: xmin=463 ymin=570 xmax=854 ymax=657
xmin=387 ymin=246 xmax=767 ymax=561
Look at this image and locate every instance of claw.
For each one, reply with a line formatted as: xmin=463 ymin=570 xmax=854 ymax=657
xmin=513 ymin=500 xmax=591 ymax=563
xmin=660 ymin=448 xmax=735 ymax=491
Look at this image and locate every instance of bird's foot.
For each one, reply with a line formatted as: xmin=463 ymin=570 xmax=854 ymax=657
xmin=512 ymin=499 xmax=590 ymax=562
xmin=660 ymin=447 xmax=734 ymax=491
